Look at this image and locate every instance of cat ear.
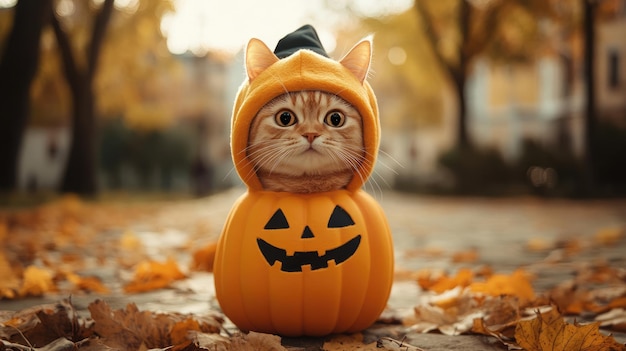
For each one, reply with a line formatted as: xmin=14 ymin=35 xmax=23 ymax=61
xmin=245 ymin=38 xmax=279 ymax=82
xmin=339 ymin=37 xmax=372 ymax=83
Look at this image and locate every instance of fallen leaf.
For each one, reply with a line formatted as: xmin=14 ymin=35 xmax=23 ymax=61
xmin=472 ymin=318 xmax=520 ymax=349
xmin=124 ymin=257 xmax=186 ymax=293
xmin=228 ymin=331 xmax=286 ymax=351
xmin=322 ymin=333 xmax=378 ymax=351
xmin=469 ymin=269 xmax=535 ymax=303
xmin=87 ymin=299 xmax=222 ymax=350
xmin=185 ymin=331 xmax=230 ymax=350
xmin=376 ymin=337 xmax=426 ymax=351
xmin=191 ymin=241 xmax=218 ymax=272
xmin=514 ymin=307 xmax=626 ymax=351
xmin=451 ymin=248 xmax=479 ymax=263
xmin=19 ymin=265 xmax=56 ymax=297
xmin=408 ymin=287 xmax=485 ymax=335
xmin=65 ymin=272 xmax=110 ymax=294
xmin=417 ymin=268 xmax=474 ymax=293
xmin=0 ymin=300 xmax=92 ymax=347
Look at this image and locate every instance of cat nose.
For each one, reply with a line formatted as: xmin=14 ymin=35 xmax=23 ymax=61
xmin=302 ymin=133 xmax=320 ymax=143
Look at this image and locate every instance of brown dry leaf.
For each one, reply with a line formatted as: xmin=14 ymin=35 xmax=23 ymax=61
xmin=322 ymin=333 xmax=378 ymax=351
xmin=87 ymin=299 xmax=223 ymax=351
xmin=65 ymin=272 xmax=110 ymax=294
xmin=472 ymin=318 xmax=519 ymax=349
xmin=547 ymin=281 xmax=602 ymax=315
xmin=376 ymin=337 xmax=426 ymax=351
xmin=0 ymin=300 xmax=93 ymax=347
xmin=228 ymin=331 xmax=286 ymax=351
xmin=124 ymin=257 xmax=186 ymax=293
xmin=19 ymin=265 xmax=56 ymax=297
xmin=469 ymin=269 xmax=535 ymax=303
xmin=184 ymin=331 xmax=230 ymax=350
xmin=451 ymin=248 xmax=479 ymax=263
xmin=191 ymin=241 xmax=218 ymax=272
xmin=88 ymin=300 xmax=153 ymax=350
xmin=514 ymin=307 xmax=626 ymax=351
xmin=407 ymin=287 xmax=485 ymax=335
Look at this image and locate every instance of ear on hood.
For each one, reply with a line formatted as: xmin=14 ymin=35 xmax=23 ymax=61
xmin=245 ymin=28 xmax=372 ymax=85
xmin=245 ymin=38 xmax=279 ymax=82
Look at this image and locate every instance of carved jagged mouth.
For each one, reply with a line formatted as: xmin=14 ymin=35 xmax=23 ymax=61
xmin=257 ymin=235 xmax=361 ymax=272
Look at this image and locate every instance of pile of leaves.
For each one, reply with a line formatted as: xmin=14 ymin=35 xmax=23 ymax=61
xmin=0 ymin=195 xmax=216 ymax=299
xmin=391 ymin=226 xmax=626 ymax=350
xmin=0 ymin=298 xmax=292 ymax=351
xmin=1 ymin=195 xmax=626 ymax=350
xmin=395 ymin=263 xmax=626 ymax=350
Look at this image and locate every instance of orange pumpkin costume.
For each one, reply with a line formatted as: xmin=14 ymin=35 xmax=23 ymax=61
xmin=214 ymin=25 xmax=394 ymax=337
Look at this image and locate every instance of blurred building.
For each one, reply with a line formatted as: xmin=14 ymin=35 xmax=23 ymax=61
xmin=17 ymin=50 xmax=240 ymax=193
xmin=467 ymin=4 xmax=626 ymax=161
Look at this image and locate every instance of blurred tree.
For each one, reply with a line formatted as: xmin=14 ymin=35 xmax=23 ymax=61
xmin=414 ymin=0 xmax=554 ymax=148
xmin=50 ymin=0 xmax=114 ymax=196
xmin=358 ymin=11 xmax=446 ymax=130
xmin=582 ymin=0 xmax=597 ymax=190
xmin=0 ymin=0 xmax=51 ymax=191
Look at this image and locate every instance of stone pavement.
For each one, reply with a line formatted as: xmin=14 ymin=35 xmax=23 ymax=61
xmin=2 ymin=188 xmax=626 ymax=350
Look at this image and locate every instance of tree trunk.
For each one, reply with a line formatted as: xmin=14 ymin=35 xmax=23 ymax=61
xmin=456 ymin=0 xmax=471 ymax=149
xmin=415 ymin=0 xmax=472 ymax=149
xmin=0 ymin=0 xmax=51 ymax=191
xmin=51 ymin=0 xmax=115 ymax=196
xmin=61 ymin=76 xmax=97 ymax=194
xmin=582 ymin=0 xmax=596 ymax=191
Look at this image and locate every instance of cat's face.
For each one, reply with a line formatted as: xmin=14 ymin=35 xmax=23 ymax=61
xmin=247 ymin=91 xmax=364 ymax=177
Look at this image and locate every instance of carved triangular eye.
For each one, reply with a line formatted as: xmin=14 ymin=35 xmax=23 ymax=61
xmin=328 ymin=206 xmax=355 ymax=228
xmin=265 ymin=209 xmax=289 ymax=229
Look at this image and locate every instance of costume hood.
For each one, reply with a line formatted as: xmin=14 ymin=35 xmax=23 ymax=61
xmin=231 ymin=25 xmax=380 ymax=192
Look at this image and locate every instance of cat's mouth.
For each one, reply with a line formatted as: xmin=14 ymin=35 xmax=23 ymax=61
xmin=256 ymin=235 xmax=361 ymax=272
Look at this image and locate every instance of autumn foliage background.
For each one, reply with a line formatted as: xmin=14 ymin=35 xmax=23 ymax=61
xmin=1 ymin=0 xmax=626 ymax=350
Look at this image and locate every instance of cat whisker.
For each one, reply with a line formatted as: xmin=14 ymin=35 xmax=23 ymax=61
xmin=378 ymin=149 xmax=404 ymax=168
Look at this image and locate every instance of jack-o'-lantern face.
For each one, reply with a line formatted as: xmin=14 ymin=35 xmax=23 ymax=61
xmin=256 ymin=205 xmax=361 ymax=272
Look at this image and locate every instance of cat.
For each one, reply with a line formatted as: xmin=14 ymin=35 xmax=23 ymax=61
xmin=242 ymin=35 xmax=373 ymax=193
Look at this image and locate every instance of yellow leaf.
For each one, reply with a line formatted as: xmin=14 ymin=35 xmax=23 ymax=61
xmin=123 ymin=257 xmax=186 ymax=293
xmin=19 ymin=265 xmax=55 ymax=297
xmin=514 ymin=307 xmax=626 ymax=351
xmin=469 ymin=269 xmax=535 ymax=302
xmin=418 ymin=268 xmax=474 ymax=293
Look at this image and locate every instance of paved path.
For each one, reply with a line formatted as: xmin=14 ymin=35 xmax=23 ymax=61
xmin=2 ymin=188 xmax=626 ymax=350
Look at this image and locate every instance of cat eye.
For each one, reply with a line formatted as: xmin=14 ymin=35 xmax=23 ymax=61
xmin=275 ymin=110 xmax=297 ymax=127
xmin=324 ymin=111 xmax=346 ymax=127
